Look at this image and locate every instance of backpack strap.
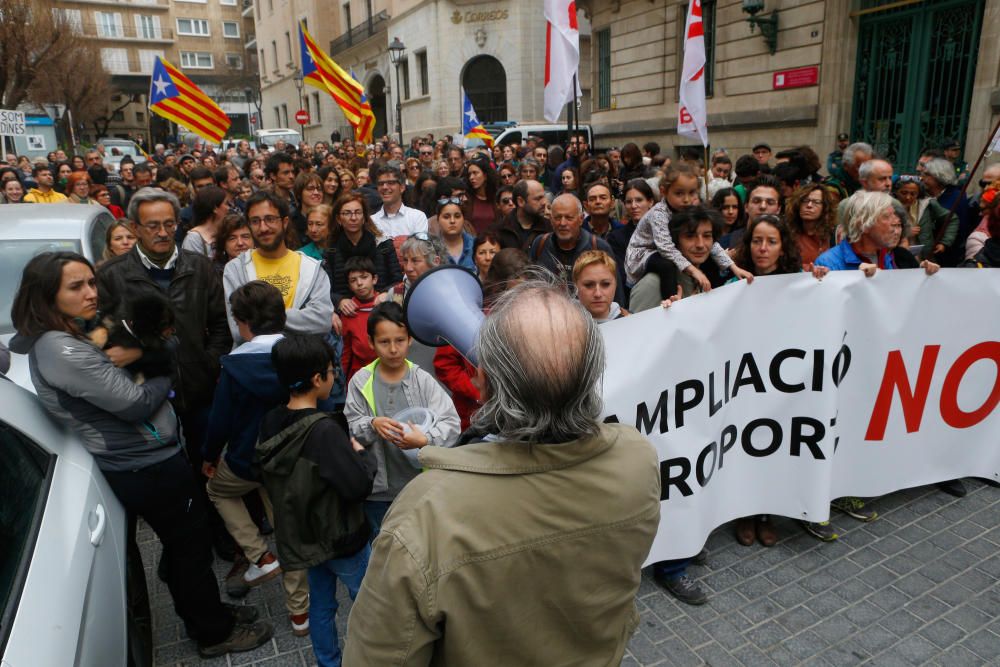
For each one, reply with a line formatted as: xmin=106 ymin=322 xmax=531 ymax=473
xmin=531 ymin=233 xmax=552 ymax=261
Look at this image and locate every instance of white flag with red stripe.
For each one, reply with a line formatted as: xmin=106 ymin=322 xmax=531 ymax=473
xmin=678 ymin=0 xmax=709 ymax=146
xmin=544 ymin=0 xmax=582 ymax=123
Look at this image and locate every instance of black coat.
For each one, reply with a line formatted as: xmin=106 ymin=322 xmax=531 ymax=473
xmin=322 ymin=230 xmax=403 ymax=308
xmin=97 ymin=247 xmax=232 ymax=412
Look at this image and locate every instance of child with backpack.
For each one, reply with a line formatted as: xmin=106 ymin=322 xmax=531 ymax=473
xmin=256 ymin=335 xmax=376 ymax=667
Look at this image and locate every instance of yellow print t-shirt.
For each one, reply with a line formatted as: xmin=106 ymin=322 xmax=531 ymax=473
xmin=252 ymin=250 xmax=302 ymax=308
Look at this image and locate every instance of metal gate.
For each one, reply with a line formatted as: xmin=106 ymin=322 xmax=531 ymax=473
xmin=850 ymin=0 xmax=984 ymax=171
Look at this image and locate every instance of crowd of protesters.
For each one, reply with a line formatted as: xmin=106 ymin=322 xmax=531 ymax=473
xmin=6 ymin=127 xmax=1000 ymax=665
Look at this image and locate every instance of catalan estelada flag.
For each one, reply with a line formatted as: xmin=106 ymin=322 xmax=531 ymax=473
xmin=350 ymin=68 xmax=376 ymax=145
xmin=462 ymin=90 xmax=493 ymax=148
xmin=148 ymin=57 xmax=230 ymax=144
xmin=300 ymin=22 xmax=374 ymax=143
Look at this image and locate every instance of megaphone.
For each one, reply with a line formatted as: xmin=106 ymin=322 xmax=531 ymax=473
xmin=403 ymin=265 xmax=485 ymax=366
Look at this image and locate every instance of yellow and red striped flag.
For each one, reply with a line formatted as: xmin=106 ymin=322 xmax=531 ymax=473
xmin=299 ymin=22 xmax=374 ymax=142
xmin=148 ymin=57 xmax=230 ymax=144
xmin=350 ymin=68 xmax=376 ymax=145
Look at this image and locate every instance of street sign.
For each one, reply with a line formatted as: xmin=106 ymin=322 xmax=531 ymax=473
xmin=773 ymin=66 xmax=819 ymax=90
xmin=0 ymin=110 xmax=27 ymax=135
xmin=295 ymin=110 xmax=310 ymax=125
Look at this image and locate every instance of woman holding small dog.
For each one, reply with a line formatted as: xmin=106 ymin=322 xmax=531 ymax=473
xmin=9 ymin=251 xmax=273 ymax=659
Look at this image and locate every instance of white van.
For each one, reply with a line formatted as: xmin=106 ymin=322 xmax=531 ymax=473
xmin=466 ymin=123 xmax=593 ymax=151
xmin=254 ymin=128 xmax=302 ymax=152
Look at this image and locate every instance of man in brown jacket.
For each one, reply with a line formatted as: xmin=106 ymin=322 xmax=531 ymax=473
xmin=343 ymin=278 xmax=661 ymax=666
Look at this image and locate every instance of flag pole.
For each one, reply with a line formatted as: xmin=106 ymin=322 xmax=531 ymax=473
xmin=955 ymin=114 xmax=1000 ymax=204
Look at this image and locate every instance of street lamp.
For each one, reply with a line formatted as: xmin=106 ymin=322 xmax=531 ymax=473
xmin=388 ymin=37 xmax=406 ymax=145
xmin=293 ymin=68 xmax=306 ymax=141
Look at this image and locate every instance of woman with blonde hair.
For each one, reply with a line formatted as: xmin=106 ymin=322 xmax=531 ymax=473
xmin=573 ymin=250 xmax=628 ymax=323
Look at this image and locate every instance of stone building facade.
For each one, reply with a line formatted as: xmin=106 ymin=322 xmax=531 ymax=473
xmin=254 ymin=0 xmax=592 ymax=145
xmin=52 ymin=0 xmax=258 ymax=143
xmin=579 ymin=0 xmax=1000 ymax=176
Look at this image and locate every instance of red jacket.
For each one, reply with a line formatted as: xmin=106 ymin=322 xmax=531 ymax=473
xmin=341 ymin=297 xmax=377 ymax=383
xmin=433 ymin=345 xmax=480 ymax=430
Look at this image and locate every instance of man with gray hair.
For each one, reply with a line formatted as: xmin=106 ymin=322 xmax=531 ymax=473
xmin=97 ymin=187 xmax=238 ymax=557
xmin=838 ymin=158 xmax=896 ymax=224
xmin=344 ymin=277 xmax=661 ymax=665
xmin=829 ymin=141 xmax=873 ymax=197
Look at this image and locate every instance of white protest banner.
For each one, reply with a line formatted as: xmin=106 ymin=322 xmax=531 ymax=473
xmin=600 ymin=270 xmax=1000 ymax=564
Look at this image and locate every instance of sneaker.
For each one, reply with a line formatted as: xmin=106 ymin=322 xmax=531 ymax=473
xmin=290 ymin=612 xmax=310 ymax=637
xmin=801 ymin=520 xmax=839 ymax=542
xmin=937 ymin=479 xmax=967 ymax=498
xmin=831 ymin=497 xmax=878 ymax=522
xmin=243 ymin=552 xmax=282 ymax=586
xmin=657 ymin=573 xmax=708 ymax=606
xmin=197 ymin=619 xmax=273 ymax=658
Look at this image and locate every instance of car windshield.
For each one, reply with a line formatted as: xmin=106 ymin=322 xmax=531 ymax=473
xmin=0 ymin=240 xmax=82 ymax=335
xmin=259 ymin=133 xmax=299 ymax=147
xmin=104 ymin=143 xmax=139 ymax=157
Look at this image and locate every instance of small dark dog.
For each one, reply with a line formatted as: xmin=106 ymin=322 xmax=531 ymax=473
xmin=91 ymin=294 xmax=178 ymax=383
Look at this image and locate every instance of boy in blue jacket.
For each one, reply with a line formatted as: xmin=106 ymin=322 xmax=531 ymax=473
xmin=203 ymin=281 xmax=310 ymax=636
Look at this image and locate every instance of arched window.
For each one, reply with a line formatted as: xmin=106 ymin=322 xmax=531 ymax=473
xmin=461 ymin=55 xmax=507 ymax=122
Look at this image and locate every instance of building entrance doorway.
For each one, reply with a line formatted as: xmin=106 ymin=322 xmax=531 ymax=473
xmin=850 ymin=0 xmax=985 ymax=170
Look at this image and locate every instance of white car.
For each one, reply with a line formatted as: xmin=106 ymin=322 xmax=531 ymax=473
xmin=97 ymin=139 xmax=149 ymax=174
xmin=0 ymin=377 xmax=143 ymax=666
xmin=0 ymin=204 xmax=117 ymax=390
xmin=0 ymin=203 xmax=149 ymax=664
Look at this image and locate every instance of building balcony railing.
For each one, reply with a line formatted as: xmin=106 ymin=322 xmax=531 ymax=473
xmin=242 ymin=0 xmax=254 ymax=18
xmin=70 ymin=0 xmax=170 ymax=10
xmin=329 ymin=10 xmax=390 ymax=56
xmin=81 ymin=22 xmax=174 ymax=43
xmin=245 ymin=34 xmax=256 ymax=50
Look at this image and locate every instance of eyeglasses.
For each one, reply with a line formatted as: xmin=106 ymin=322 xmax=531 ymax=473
xmin=801 ymin=198 xmax=824 ymax=207
xmin=138 ymin=221 xmax=178 ymax=233
xmin=980 ymin=179 xmax=992 ymax=189
xmin=377 ymin=179 xmax=400 ymax=187
xmin=499 ymin=197 xmax=513 ymax=205
xmin=419 ymin=151 xmax=433 ymax=156
xmin=339 ymin=209 xmax=364 ymax=218
xmin=437 ymin=196 xmax=464 ymax=207
xmin=304 ymin=185 xmax=322 ymax=191
xmin=248 ymin=215 xmax=282 ymax=226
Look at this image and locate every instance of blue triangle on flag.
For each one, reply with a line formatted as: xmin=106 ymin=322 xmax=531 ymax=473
xmin=150 ymin=58 xmax=179 ymax=105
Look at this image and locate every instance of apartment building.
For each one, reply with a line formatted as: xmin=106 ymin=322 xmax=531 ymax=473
xmin=51 ymin=0 xmax=258 ymax=144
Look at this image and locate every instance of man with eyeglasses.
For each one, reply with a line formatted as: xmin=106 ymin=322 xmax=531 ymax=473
xmin=370 ymin=164 xmax=428 ymax=240
xmin=223 ymin=190 xmax=334 ymax=345
xmin=98 ymin=187 xmax=238 ymax=558
xmin=445 ymin=145 xmax=466 ymax=178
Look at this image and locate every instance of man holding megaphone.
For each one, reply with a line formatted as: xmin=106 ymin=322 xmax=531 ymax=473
xmin=344 ymin=270 xmax=661 ymax=666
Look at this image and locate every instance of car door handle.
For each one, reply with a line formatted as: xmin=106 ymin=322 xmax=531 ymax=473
xmin=89 ymin=504 xmax=107 ymax=547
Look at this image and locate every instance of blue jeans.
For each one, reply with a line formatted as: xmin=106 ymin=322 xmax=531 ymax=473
xmin=364 ymin=500 xmax=392 ymax=537
xmin=306 ymin=544 xmax=371 ymax=667
xmin=653 ymin=558 xmax=691 ymax=580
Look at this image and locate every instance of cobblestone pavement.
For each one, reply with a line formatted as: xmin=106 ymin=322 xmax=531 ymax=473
xmin=148 ymin=479 xmax=1000 ymax=666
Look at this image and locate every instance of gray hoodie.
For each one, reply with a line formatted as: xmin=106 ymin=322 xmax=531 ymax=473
xmin=222 ymin=248 xmax=334 ymax=345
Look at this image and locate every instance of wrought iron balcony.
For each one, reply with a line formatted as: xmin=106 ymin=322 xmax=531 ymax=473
xmin=329 ymin=10 xmax=390 ymax=56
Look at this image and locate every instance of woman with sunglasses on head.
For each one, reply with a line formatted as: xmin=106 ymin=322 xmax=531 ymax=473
xmin=324 ymin=193 xmax=403 ymax=319
xmin=436 ymin=197 xmax=476 ymax=271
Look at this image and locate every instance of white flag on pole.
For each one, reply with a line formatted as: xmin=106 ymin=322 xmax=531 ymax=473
xmin=678 ymin=0 xmax=709 ymax=147
xmin=543 ymin=0 xmax=582 ymax=123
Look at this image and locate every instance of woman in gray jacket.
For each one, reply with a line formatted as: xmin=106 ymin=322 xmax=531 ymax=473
xmin=10 ymin=252 xmax=271 ymax=659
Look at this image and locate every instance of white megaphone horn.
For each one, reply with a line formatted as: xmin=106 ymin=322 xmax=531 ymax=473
xmin=403 ymin=265 xmax=485 ymax=365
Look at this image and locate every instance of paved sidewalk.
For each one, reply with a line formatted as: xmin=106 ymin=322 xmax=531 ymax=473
xmin=147 ymin=479 xmax=1000 ymax=666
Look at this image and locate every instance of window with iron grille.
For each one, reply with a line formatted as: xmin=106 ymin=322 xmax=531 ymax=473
xmin=596 ymin=28 xmax=610 ymax=110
